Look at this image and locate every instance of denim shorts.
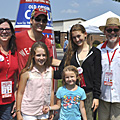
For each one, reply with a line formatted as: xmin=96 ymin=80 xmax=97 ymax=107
xmin=0 ymin=102 xmax=14 ymax=120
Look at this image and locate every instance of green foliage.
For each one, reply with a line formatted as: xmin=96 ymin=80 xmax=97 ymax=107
xmin=57 ymin=79 xmax=62 ymax=88
xmin=55 ymin=43 xmax=62 ymax=48
xmin=113 ymin=0 xmax=120 ymax=2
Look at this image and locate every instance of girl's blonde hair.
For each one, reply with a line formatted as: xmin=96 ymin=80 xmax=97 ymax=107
xmin=62 ymin=65 xmax=80 ymax=86
xmin=20 ymin=41 xmax=51 ymax=76
xmin=64 ymin=24 xmax=86 ymax=67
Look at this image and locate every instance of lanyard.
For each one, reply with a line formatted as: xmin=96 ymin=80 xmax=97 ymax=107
xmin=107 ymin=49 xmax=117 ymax=67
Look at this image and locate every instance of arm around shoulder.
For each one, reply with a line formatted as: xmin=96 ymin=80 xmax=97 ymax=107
xmin=52 ymin=58 xmax=61 ymax=67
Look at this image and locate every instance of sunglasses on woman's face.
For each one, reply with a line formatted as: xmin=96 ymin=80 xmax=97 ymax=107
xmin=106 ymin=28 xmax=120 ymax=33
xmin=34 ymin=17 xmax=47 ymax=23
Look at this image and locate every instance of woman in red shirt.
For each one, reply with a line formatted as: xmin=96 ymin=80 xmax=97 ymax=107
xmin=0 ymin=18 xmax=18 ymax=120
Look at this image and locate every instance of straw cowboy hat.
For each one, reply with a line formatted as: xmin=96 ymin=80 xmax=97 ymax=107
xmin=99 ymin=17 xmax=120 ymax=32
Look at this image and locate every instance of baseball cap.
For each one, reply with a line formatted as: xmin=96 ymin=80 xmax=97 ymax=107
xmin=65 ymin=36 xmax=67 ymax=39
xmin=31 ymin=8 xmax=48 ymax=18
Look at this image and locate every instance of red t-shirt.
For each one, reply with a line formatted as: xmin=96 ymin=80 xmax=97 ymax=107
xmin=15 ymin=30 xmax=53 ymax=73
xmin=0 ymin=51 xmax=18 ymax=105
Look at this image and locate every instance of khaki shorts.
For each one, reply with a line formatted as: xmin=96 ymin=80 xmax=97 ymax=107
xmin=84 ymin=92 xmax=93 ymax=120
xmin=98 ymin=99 xmax=120 ymax=120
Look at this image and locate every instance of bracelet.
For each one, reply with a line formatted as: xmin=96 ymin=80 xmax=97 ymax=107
xmin=16 ymin=110 xmax=21 ymax=112
xmin=49 ymin=106 xmax=51 ymax=110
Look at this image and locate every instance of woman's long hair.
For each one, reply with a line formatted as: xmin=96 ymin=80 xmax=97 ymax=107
xmin=20 ymin=42 xmax=51 ymax=76
xmin=64 ymin=24 xmax=86 ymax=67
xmin=0 ymin=18 xmax=16 ymax=55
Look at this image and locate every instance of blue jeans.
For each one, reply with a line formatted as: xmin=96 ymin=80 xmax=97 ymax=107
xmin=0 ymin=102 xmax=14 ymax=120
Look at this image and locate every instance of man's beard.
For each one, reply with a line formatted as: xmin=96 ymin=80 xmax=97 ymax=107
xmin=108 ymin=34 xmax=118 ymax=43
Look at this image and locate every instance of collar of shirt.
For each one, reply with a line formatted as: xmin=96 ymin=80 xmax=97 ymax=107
xmin=101 ymin=38 xmax=120 ymax=51
xmin=31 ymin=66 xmax=49 ymax=74
xmin=101 ymin=38 xmax=120 ymax=50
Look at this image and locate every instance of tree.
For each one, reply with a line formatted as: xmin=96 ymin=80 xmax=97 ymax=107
xmin=113 ymin=0 xmax=120 ymax=2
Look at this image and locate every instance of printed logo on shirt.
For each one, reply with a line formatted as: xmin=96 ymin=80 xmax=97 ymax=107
xmin=19 ymin=47 xmax=31 ymax=57
xmin=63 ymin=95 xmax=81 ymax=109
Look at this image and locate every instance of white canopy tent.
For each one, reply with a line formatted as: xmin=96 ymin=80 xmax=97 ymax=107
xmin=81 ymin=11 xmax=120 ymax=34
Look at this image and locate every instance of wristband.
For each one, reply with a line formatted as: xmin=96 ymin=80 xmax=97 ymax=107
xmin=49 ymin=106 xmax=51 ymax=110
xmin=16 ymin=110 xmax=21 ymax=112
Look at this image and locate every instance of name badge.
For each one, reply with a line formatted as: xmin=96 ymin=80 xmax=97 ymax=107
xmin=0 ymin=55 xmax=4 ymax=61
xmin=1 ymin=81 xmax=12 ymax=98
xmin=104 ymin=70 xmax=113 ymax=86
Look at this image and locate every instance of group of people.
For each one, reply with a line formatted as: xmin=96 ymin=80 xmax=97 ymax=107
xmin=0 ymin=7 xmax=120 ymax=120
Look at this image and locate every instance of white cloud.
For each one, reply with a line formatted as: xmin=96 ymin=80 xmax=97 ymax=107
xmin=71 ymin=1 xmax=80 ymax=7
xmin=86 ymin=0 xmax=104 ymax=7
xmin=61 ymin=9 xmax=78 ymax=14
xmin=91 ymin=0 xmax=104 ymax=4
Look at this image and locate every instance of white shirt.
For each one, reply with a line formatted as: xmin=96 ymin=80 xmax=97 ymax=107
xmin=97 ymin=40 xmax=120 ymax=103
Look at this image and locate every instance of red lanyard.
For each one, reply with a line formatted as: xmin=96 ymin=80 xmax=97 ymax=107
xmin=107 ymin=49 xmax=117 ymax=66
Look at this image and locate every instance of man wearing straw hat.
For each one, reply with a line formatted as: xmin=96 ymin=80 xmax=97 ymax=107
xmin=97 ymin=17 xmax=120 ymax=120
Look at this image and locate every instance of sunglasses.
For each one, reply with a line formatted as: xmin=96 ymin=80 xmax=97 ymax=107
xmin=0 ymin=28 xmax=11 ymax=33
xmin=34 ymin=17 xmax=47 ymax=23
xmin=106 ymin=28 xmax=120 ymax=33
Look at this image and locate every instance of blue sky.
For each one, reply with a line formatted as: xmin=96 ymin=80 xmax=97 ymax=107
xmin=0 ymin=0 xmax=120 ymax=21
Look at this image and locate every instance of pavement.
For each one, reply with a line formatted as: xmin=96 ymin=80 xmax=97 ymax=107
xmin=56 ymin=48 xmax=63 ymax=52
xmin=56 ymin=48 xmax=64 ymax=60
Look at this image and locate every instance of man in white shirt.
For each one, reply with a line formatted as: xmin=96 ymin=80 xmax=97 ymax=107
xmin=97 ymin=17 xmax=120 ymax=120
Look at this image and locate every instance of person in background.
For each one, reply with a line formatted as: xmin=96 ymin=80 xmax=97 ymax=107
xmin=54 ymin=24 xmax=102 ymax=120
xmin=43 ymin=65 xmax=87 ymax=120
xmin=15 ymin=7 xmax=60 ymax=73
xmin=63 ymin=36 xmax=69 ymax=53
xmin=16 ymin=42 xmax=54 ymax=120
xmin=97 ymin=17 xmax=120 ymax=120
xmin=0 ymin=18 xmax=18 ymax=120
xmin=92 ymin=40 xmax=101 ymax=47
